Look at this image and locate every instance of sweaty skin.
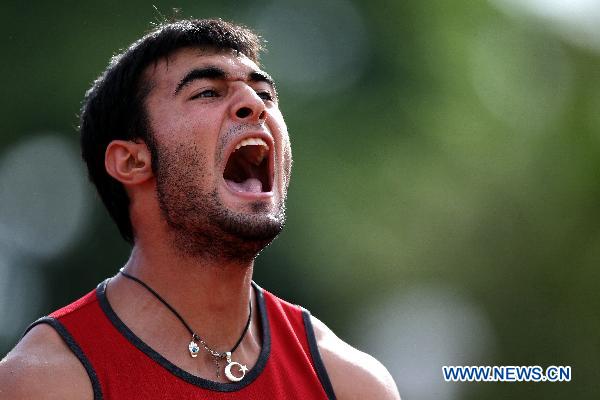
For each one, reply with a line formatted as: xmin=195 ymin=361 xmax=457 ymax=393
xmin=0 ymin=48 xmax=400 ymax=400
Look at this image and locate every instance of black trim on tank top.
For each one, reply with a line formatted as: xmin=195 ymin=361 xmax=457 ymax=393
xmin=96 ymin=278 xmax=271 ymax=392
xmin=22 ymin=317 xmax=104 ymax=400
xmin=302 ymin=309 xmax=337 ymax=400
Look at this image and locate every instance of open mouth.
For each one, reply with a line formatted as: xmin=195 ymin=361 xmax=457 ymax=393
xmin=223 ymin=137 xmax=272 ymax=194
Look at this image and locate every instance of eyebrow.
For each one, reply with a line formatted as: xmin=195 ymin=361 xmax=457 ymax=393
xmin=174 ymin=67 xmax=225 ymax=94
xmin=174 ymin=66 xmax=277 ymax=96
xmin=248 ymin=71 xmax=276 ymax=90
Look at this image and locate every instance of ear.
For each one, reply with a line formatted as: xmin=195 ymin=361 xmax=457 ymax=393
xmin=105 ymin=140 xmax=153 ymax=185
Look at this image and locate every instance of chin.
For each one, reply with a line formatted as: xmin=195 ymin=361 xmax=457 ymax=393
xmin=173 ymin=218 xmax=284 ymax=261
xmin=214 ymin=205 xmax=285 ymax=241
xmin=164 ymin=193 xmax=286 ymax=261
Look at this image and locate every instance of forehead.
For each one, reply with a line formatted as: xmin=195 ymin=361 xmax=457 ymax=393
xmin=143 ymin=47 xmax=262 ymax=91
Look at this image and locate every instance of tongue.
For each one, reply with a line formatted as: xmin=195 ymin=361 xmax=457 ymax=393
xmin=226 ymin=178 xmax=263 ymax=193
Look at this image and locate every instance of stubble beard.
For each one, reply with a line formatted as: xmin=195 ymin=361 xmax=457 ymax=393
xmin=151 ymin=140 xmax=286 ymax=262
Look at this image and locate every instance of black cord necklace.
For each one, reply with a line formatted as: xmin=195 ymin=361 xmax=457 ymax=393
xmin=119 ymin=269 xmax=252 ymax=382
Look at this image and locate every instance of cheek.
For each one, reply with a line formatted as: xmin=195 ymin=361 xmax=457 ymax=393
xmin=284 ymin=143 xmax=292 ymax=185
xmin=160 ymin=122 xmax=217 ymax=165
xmin=268 ymin=111 xmax=293 ymax=181
xmin=280 ymin=133 xmax=293 ymax=186
xmin=157 ymin=143 xmax=217 ymax=197
xmin=150 ymin=102 xmax=213 ymax=141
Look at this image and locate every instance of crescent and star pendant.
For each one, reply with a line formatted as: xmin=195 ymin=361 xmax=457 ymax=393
xmin=188 ymin=340 xmax=248 ymax=382
xmin=225 ymin=361 xmax=249 ymax=382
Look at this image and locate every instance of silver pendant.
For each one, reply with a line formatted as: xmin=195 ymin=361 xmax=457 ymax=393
xmin=224 ymin=351 xmax=248 ymax=382
xmin=188 ymin=339 xmax=200 ymax=358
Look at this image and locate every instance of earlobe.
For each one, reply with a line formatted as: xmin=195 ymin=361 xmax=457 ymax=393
xmin=105 ymin=140 xmax=153 ymax=185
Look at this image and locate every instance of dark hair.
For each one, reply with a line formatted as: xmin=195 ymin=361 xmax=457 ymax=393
xmin=80 ymin=19 xmax=264 ymax=243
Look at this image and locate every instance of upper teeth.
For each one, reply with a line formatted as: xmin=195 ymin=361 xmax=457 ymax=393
xmin=235 ymin=137 xmax=269 ymax=151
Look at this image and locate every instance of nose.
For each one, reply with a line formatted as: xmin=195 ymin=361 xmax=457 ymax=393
xmin=230 ymin=84 xmax=267 ymax=123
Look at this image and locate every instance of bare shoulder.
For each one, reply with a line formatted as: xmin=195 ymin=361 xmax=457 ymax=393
xmin=0 ymin=323 xmax=93 ymax=400
xmin=310 ymin=315 xmax=400 ymax=400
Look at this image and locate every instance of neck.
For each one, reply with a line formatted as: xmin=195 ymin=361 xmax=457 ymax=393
xmin=115 ymin=240 xmax=256 ymax=351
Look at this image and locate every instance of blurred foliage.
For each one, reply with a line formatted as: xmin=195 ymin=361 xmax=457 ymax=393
xmin=1 ymin=0 xmax=599 ymax=398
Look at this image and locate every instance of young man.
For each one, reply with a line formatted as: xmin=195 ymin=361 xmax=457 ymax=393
xmin=0 ymin=19 xmax=400 ymax=399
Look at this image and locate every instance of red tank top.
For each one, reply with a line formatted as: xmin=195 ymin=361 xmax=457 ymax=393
xmin=25 ymin=280 xmax=336 ymax=400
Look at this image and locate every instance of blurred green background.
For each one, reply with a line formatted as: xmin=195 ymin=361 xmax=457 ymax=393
xmin=1 ymin=0 xmax=599 ymax=398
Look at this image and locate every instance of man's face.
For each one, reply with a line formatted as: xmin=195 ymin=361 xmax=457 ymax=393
xmin=142 ymin=47 xmax=292 ymax=258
